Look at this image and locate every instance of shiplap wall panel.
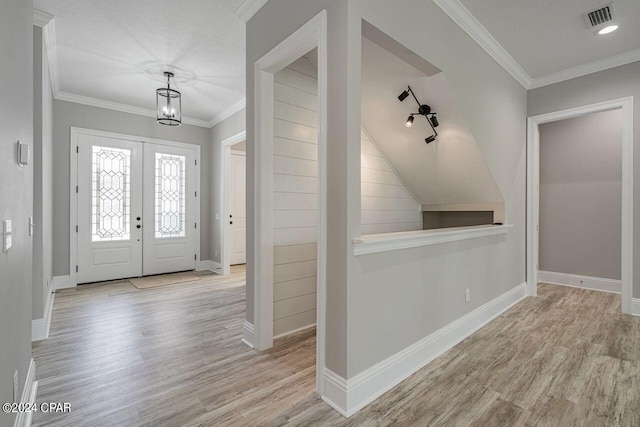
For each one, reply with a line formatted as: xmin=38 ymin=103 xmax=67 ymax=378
xmin=274 ymin=310 xmax=316 ymax=337
xmin=360 ymin=131 xmax=422 ymax=234
xmin=273 ymin=65 xmax=320 ymax=337
xmin=272 ymin=63 xmax=421 ymax=337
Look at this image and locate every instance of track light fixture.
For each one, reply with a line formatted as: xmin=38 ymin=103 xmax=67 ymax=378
xmin=398 ymin=85 xmax=438 ymax=144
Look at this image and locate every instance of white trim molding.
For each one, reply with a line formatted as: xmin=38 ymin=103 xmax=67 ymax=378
xmin=253 ymin=10 xmax=328 ymax=399
xmin=353 ymin=224 xmax=512 ymax=256
xmin=14 ymin=359 xmax=38 ymax=427
xmin=529 ymin=48 xmax=640 ymax=89
xmin=433 ymin=0 xmax=640 ymax=90
xmin=196 ymin=260 xmax=223 ymax=274
xmin=633 ymin=298 xmax=640 ymax=317
xmin=234 ymin=0 xmax=270 ymax=22
xmin=33 ymin=9 xmax=53 ymax=27
xmin=210 ymin=99 xmax=246 ymax=128
xmin=32 ymin=290 xmax=55 ymax=341
xmin=538 ymin=271 xmax=621 ymax=294
xmin=433 ymin=0 xmax=532 ymax=88
xmin=527 ymin=97 xmax=634 ymax=313
xmin=323 ymin=283 xmax=528 ymax=417
xmin=52 ymin=275 xmax=73 ymax=290
xmin=242 ymin=320 xmax=255 ymax=348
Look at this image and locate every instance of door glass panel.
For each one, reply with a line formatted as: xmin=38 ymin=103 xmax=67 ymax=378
xmin=92 ymin=146 xmax=131 ymax=242
xmin=155 ymin=153 xmax=186 ymax=238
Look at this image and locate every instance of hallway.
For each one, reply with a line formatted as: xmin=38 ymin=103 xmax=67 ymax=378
xmin=33 ymin=277 xmax=640 ymax=426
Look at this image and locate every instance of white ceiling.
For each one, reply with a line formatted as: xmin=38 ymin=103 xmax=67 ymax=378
xmin=457 ymin=0 xmax=640 ymax=80
xmin=34 ymin=0 xmax=246 ymax=125
xmin=361 ymin=38 xmax=503 ymax=206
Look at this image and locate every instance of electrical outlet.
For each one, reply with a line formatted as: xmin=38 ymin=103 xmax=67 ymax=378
xmin=465 ymin=289 xmax=471 ymax=302
xmin=13 ymin=370 xmax=19 ymax=402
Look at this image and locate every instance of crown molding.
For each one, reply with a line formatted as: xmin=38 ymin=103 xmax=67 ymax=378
xmin=234 ymin=0 xmax=270 ymax=23
xmin=55 ymin=91 xmax=212 ymax=128
xmin=33 ymin=9 xmax=53 ymax=27
xmin=208 ymin=98 xmax=246 ymax=127
xmin=529 ymin=48 xmax=640 ymax=89
xmin=433 ymin=0 xmax=532 ymax=89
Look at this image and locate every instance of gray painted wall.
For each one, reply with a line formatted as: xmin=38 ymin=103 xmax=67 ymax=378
xmin=539 ymin=110 xmax=622 ymax=280
xmin=248 ymin=0 xmax=526 ymax=378
xmin=0 ymin=0 xmax=33 ymax=424
xmin=210 ymin=108 xmax=246 ymax=266
xmin=528 ymin=61 xmax=640 ymax=298
xmin=33 ymin=25 xmax=54 ymax=320
xmin=52 ymin=100 xmax=213 ymax=277
xmin=348 ymin=0 xmax=526 ymax=377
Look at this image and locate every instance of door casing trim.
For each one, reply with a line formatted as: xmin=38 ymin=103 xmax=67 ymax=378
xmin=70 ymin=127 xmax=202 ymax=287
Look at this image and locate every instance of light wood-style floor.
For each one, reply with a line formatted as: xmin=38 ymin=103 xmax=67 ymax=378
xmin=33 ymin=276 xmax=640 ymax=426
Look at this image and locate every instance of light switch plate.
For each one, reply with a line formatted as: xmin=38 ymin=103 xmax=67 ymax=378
xmin=3 ymin=220 xmax=12 ymax=252
xmin=18 ymin=141 xmax=30 ymax=166
xmin=29 ymin=216 xmax=33 ymax=236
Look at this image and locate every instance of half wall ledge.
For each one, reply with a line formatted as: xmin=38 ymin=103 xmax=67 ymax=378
xmin=352 ymin=224 xmax=513 ymax=256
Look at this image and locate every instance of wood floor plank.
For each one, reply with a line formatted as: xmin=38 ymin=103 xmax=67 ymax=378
xmin=32 ymin=278 xmax=640 ymax=426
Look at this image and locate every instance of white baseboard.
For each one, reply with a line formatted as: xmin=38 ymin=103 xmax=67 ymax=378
xmin=14 ymin=358 xmax=37 ymax=427
xmin=242 ymin=320 xmax=255 ymax=348
xmin=32 ymin=289 xmax=55 ymax=342
xmin=538 ymin=270 xmax=621 ymax=294
xmin=274 ymin=323 xmax=316 ymax=339
xmin=322 ymin=282 xmax=528 ymax=418
xmin=633 ymin=298 xmax=640 ymax=317
xmin=196 ymin=260 xmax=223 ymax=274
xmin=52 ymin=275 xmax=73 ymax=290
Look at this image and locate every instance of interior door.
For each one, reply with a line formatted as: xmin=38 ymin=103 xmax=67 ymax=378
xmin=77 ymin=134 xmax=143 ymax=284
xmin=142 ymin=143 xmax=197 ymax=275
xmin=229 ymin=150 xmax=246 ymax=265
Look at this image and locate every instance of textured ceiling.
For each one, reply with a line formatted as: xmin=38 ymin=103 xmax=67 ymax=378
xmin=361 ymin=38 xmax=503 ymax=206
xmin=34 ymin=0 xmax=246 ymax=122
xmin=459 ymin=0 xmax=640 ymax=78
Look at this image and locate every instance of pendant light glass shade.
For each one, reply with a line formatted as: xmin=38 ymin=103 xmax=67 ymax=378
xmin=157 ymin=72 xmax=182 ymax=126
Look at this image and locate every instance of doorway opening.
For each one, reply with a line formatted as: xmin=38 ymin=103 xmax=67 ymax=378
xmin=252 ymin=10 xmax=327 ymax=397
xmin=70 ymin=127 xmax=201 ymax=286
xmin=221 ymin=132 xmax=247 ymax=276
xmin=527 ymin=97 xmax=634 ymax=314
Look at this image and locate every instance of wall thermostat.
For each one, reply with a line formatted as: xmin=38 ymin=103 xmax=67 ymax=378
xmin=17 ymin=141 xmax=30 ymax=166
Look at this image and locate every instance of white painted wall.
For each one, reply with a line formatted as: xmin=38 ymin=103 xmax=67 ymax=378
xmin=360 ymin=130 xmax=422 ymax=234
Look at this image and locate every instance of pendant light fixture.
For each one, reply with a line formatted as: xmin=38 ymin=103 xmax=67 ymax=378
xmin=398 ymin=86 xmax=439 ymax=144
xmin=156 ymin=71 xmax=182 ymax=126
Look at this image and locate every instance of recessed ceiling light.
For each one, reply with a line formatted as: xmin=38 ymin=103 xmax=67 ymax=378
xmin=598 ymin=25 xmax=619 ymax=35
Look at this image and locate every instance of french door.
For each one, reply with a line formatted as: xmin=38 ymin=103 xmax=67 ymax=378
xmin=76 ymin=133 xmax=197 ymax=284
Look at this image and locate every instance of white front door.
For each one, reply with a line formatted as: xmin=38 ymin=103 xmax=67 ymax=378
xmin=76 ymin=133 xmax=198 ymax=283
xmin=142 ymin=143 xmax=197 ymax=275
xmin=77 ymin=134 xmax=143 ymax=284
xmin=229 ymin=150 xmax=246 ymax=265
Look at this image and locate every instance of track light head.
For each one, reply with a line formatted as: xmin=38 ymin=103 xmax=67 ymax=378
xmin=398 ymin=90 xmax=410 ymax=102
xmin=430 ymin=115 xmax=439 ymax=128
xmin=405 ymin=115 xmax=414 ymax=127
xmin=425 ymin=135 xmax=437 ymax=144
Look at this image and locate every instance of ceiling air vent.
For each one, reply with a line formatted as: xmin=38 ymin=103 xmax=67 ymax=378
xmin=584 ymin=4 xmax=615 ymax=28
